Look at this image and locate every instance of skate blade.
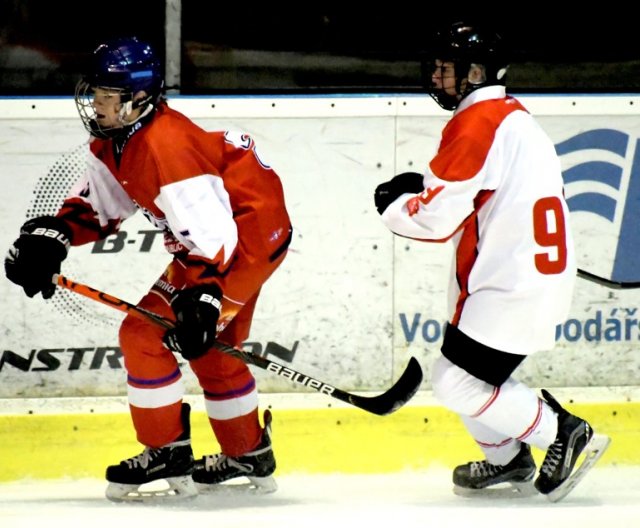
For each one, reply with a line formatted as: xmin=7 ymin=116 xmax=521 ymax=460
xmin=454 ymin=479 xmax=536 ymax=499
xmin=195 ymin=475 xmax=278 ymax=495
xmin=545 ymin=434 xmax=612 ymax=503
xmin=105 ymin=475 xmax=198 ymax=503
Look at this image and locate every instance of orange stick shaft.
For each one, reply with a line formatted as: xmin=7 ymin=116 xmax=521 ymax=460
xmin=54 ymin=273 xmax=174 ymax=328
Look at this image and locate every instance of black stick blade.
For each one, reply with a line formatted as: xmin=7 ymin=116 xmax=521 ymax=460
xmin=345 ymin=357 xmax=424 ymax=416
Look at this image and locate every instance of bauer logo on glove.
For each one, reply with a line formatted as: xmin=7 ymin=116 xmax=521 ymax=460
xmin=162 ymin=283 xmax=223 ymax=360
xmin=4 ymin=216 xmax=73 ymax=299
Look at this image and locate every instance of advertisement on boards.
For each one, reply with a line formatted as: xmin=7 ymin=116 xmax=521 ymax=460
xmin=1 ymin=97 xmax=639 ymax=398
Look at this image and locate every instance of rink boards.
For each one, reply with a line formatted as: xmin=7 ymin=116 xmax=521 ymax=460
xmin=2 ymin=95 xmax=640 ymax=482
xmin=1 ymin=389 xmax=637 ymax=481
xmin=3 ymin=95 xmax=640 ymax=401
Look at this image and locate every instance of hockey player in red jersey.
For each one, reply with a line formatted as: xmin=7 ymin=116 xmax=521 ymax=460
xmin=374 ymin=22 xmax=610 ymax=502
xmin=5 ymin=37 xmax=292 ymax=501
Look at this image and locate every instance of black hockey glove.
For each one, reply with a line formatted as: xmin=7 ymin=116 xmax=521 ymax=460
xmin=163 ymin=284 xmax=223 ymax=360
xmin=4 ymin=216 xmax=73 ymax=299
xmin=374 ymin=172 xmax=425 ymax=215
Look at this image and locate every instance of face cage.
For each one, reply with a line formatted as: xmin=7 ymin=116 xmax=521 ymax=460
xmin=427 ymin=61 xmax=464 ymax=111
xmin=74 ymin=80 xmax=135 ymax=139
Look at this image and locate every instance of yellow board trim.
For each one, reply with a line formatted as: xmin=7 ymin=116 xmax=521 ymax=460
xmin=0 ymin=401 xmax=637 ymax=481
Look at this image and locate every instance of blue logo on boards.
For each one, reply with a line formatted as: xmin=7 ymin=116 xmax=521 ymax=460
xmin=557 ymin=128 xmax=640 ymax=283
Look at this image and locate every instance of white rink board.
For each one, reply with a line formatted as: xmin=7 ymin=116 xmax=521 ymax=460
xmin=1 ymin=94 xmax=640 ymax=398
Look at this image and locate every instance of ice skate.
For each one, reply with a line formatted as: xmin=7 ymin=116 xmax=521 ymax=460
xmin=193 ymin=409 xmax=277 ymax=494
xmin=535 ymin=389 xmax=611 ymax=502
xmin=105 ymin=403 xmax=197 ymax=503
xmin=453 ymin=443 xmax=537 ymax=498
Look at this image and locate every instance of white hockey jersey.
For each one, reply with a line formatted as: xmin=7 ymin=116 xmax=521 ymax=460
xmin=381 ymin=86 xmax=576 ymax=354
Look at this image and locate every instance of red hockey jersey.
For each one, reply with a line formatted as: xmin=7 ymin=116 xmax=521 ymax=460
xmin=58 ymin=102 xmax=291 ymax=283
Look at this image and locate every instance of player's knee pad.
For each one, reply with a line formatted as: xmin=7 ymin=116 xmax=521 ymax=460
xmin=431 ymin=355 xmax=496 ymax=415
xmin=118 ymin=313 xmax=169 ymax=372
xmin=189 ymin=345 xmax=253 ymax=384
xmin=120 ymin=313 xmax=160 ymax=349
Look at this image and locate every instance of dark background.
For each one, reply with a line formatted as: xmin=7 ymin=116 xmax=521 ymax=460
xmin=1 ymin=2 xmax=638 ymax=95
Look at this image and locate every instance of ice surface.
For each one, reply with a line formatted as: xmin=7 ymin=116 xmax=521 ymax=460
xmin=1 ymin=467 xmax=639 ymax=528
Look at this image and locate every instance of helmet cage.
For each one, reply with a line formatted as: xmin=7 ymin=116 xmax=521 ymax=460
xmin=74 ymin=37 xmax=163 ymax=139
xmin=75 ymin=81 xmax=154 ymax=139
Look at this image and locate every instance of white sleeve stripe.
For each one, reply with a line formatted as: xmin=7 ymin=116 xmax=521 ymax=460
xmin=155 ymin=174 xmax=238 ymax=263
xmin=75 ymin=150 xmax=137 ymax=226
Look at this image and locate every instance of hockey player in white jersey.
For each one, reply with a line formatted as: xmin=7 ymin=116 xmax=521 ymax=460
xmin=374 ymin=21 xmax=610 ymax=502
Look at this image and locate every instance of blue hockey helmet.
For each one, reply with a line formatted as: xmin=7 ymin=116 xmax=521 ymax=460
xmin=75 ymin=36 xmax=164 ymax=138
xmin=85 ymin=36 xmax=163 ymax=97
xmin=426 ymin=22 xmax=509 ymax=110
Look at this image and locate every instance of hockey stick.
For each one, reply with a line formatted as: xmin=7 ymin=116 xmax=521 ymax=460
xmin=577 ymin=268 xmax=640 ymax=289
xmin=53 ymin=274 xmax=423 ymax=416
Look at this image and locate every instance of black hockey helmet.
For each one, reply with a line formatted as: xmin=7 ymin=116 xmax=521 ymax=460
xmin=425 ymin=21 xmax=509 ymax=110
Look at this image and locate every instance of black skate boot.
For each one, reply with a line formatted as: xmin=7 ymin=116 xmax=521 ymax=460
xmin=105 ymin=402 xmax=197 ymax=502
xmin=453 ymin=443 xmax=536 ymax=498
xmin=535 ymin=389 xmax=611 ymax=502
xmin=193 ymin=409 xmax=277 ymax=493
